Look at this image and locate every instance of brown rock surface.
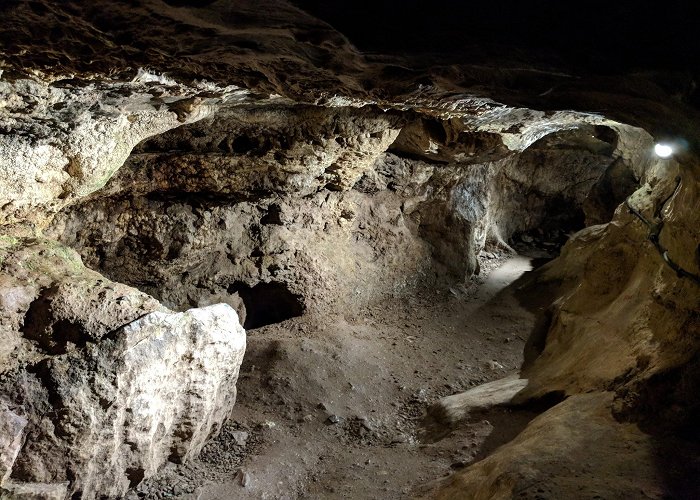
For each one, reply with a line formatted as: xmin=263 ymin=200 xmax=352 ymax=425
xmin=1 ymin=1 xmax=699 ymax=498
xmin=431 ymin=393 xmax=666 ymax=500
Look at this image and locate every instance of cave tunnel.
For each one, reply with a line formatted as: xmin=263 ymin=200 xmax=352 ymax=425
xmin=1 ymin=1 xmax=699 ymax=499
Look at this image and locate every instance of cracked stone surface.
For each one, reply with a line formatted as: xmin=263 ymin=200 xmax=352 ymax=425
xmin=0 ymin=239 xmax=246 ymax=499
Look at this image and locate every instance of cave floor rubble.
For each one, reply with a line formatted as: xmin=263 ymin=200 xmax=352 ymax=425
xmin=129 ymin=254 xmax=544 ymax=499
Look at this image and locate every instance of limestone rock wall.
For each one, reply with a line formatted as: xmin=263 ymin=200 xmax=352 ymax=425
xmin=2 ymin=2 xmax=698 ymax=496
xmin=518 ymin=154 xmax=700 ymax=399
xmin=432 ymin=140 xmax=700 ymax=500
xmin=0 ymin=76 xmax=258 ymax=233
xmin=46 ymin=105 xmax=634 ymax=322
xmin=0 ymin=68 xmax=638 ymax=497
xmin=0 ymin=71 xmax=667 ymax=499
xmin=431 ymin=393 xmax=667 ymax=500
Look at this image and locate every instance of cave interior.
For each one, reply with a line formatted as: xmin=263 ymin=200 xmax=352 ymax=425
xmin=0 ymin=1 xmax=699 ymax=499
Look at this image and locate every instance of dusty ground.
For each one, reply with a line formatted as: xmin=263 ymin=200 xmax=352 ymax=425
xmin=128 ymin=253 xmax=546 ymax=499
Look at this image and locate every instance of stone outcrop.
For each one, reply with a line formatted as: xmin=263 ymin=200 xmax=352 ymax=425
xmin=0 ymin=239 xmax=246 ymax=499
xmin=516 ymin=153 xmax=700 ymax=400
xmin=426 ymin=375 xmax=528 ymax=429
xmin=431 ymin=393 xmax=669 ymax=500
xmin=0 ymin=75 xmax=257 ymax=233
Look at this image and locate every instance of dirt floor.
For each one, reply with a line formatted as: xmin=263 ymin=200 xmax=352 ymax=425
xmin=128 ymin=253 xmax=548 ymax=499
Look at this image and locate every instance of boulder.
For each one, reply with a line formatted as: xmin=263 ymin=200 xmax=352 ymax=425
xmin=0 ymin=239 xmax=246 ymax=499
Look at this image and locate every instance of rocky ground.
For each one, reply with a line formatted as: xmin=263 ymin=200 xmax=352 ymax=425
xmin=127 ymin=252 xmax=545 ymax=499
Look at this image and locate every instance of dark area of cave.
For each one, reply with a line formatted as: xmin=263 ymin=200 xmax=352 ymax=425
xmin=292 ymin=1 xmax=700 ymax=74
xmin=1 ymin=1 xmax=699 ymax=499
xmin=228 ymin=281 xmax=305 ymax=329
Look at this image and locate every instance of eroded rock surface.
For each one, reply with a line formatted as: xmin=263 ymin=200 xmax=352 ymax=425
xmin=433 ymin=145 xmax=700 ymax=499
xmin=1 ymin=0 xmax=699 ymax=498
xmin=0 ymin=239 xmax=246 ymax=499
xmin=517 ymin=157 xmax=700 ymax=400
xmin=431 ymin=393 xmax=667 ymax=500
xmin=0 ymin=76 xmax=259 ymax=233
xmin=47 ymin=108 xmax=639 ymax=319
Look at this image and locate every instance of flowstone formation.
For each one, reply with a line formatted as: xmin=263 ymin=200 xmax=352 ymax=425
xmin=1 ymin=1 xmax=699 ymax=498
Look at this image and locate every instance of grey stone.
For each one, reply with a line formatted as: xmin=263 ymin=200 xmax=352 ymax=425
xmin=0 ymin=401 xmax=27 ymax=484
xmin=231 ymin=431 xmax=249 ymax=446
xmin=326 ymin=415 xmax=342 ymax=425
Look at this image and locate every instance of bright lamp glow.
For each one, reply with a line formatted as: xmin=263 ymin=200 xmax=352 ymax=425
xmin=654 ymin=143 xmax=673 ymax=158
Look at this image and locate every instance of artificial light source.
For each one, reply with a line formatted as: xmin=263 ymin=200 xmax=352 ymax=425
xmin=654 ymin=143 xmax=673 ymax=158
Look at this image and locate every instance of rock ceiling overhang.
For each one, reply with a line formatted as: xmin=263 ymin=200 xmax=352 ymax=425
xmin=1 ymin=0 xmax=699 ymax=150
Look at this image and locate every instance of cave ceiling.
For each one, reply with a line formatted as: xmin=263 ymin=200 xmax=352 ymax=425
xmin=2 ymin=0 xmax=699 ymax=149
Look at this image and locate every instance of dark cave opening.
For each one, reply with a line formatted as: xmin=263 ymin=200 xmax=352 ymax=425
xmin=228 ymin=281 xmax=305 ymax=330
xmin=510 ymin=194 xmax=586 ymax=254
xmin=505 ymin=125 xmax=633 ymax=256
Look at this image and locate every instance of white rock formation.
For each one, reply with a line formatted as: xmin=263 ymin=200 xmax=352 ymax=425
xmin=427 ymin=374 xmax=529 ymax=426
xmin=5 ymin=304 xmax=245 ymax=499
xmin=0 ymin=75 xmax=255 ymax=232
xmin=0 ymin=238 xmax=246 ymax=499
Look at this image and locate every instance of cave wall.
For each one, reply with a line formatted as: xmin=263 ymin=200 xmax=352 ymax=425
xmin=431 ymin=140 xmax=700 ymax=500
xmin=518 ymin=155 xmax=700 ymax=399
xmin=0 ymin=68 xmax=681 ymax=497
xmin=45 ymin=106 xmax=634 ymax=323
xmin=0 ymin=75 xmax=252 ymax=234
xmin=2 ymin=1 xmax=699 ymax=497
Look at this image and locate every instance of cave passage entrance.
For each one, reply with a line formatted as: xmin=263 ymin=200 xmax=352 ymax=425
xmin=228 ymin=281 xmax=305 ymax=329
